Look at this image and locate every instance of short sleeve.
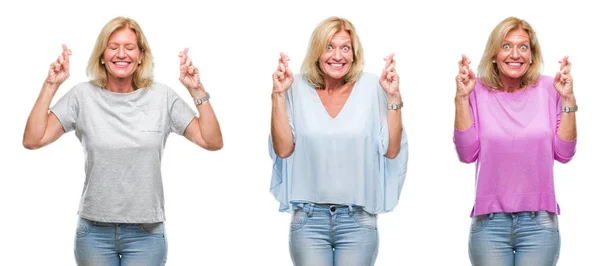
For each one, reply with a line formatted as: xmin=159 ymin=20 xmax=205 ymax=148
xmin=167 ymin=88 xmax=197 ymax=135
xmin=50 ymin=86 xmax=79 ymax=133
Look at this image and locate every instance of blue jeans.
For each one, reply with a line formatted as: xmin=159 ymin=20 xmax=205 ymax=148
xmin=74 ymin=217 xmax=168 ymax=266
xmin=469 ymin=211 xmax=560 ymax=266
xmin=289 ymin=203 xmax=379 ymax=266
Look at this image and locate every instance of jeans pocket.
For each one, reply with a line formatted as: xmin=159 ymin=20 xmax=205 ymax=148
xmin=140 ymin=222 xmax=165 ymax=237
xmin=352 ymin=209 xmax=378 ymax=230
xmin=290 ymin=209 xmax=308 ymax=231
xmin=533 ymin=211 xmax=559 ymax=232
xmin=470 ymin=215 xmax=489 ymax=233
xmin=75 ymin=218 xmax=91 ymax=238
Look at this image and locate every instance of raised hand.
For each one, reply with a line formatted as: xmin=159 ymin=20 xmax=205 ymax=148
xmin=46 ymin=44 xmax=71 ymax=86
xmin=179 ymin=48 xmax=204 ymax=97
xmin=554 ymin=56 xmax=574 ymax=98
xmin=456 ymin=54 xmax=476 ymax=98
xmin=379 ymin=53 xmax=400 ymax=98
xmin=272 ymin=52 xmax=293 ymax=93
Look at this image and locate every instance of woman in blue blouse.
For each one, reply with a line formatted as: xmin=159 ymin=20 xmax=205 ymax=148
xmin=269 ymin=16 xmax=408 ymax=266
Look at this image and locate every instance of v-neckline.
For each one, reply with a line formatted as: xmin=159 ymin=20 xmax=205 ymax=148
xmin=313 ymin=76 xmax=360 ymax=120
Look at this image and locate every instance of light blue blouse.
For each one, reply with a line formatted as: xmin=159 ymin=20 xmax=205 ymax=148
xmin=269 ymin=73 xmax=408 ymax=214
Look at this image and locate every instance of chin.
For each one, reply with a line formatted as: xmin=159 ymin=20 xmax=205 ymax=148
xmin=325 ymin=70 xmax=349 ymax=80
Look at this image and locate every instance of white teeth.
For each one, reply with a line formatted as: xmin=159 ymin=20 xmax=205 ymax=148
xmin=508 ymin=63 xmax=521 ymax=66
xmin=330 ymin=63 xmax=343 ymax=67
xmin=115 ymin=62 xmax=129 ymax=66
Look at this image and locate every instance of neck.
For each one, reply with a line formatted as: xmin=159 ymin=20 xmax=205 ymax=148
xmin=323 ymin=76 xmax=345 ymax=93
xmin=500 ymin=75 xmax=523 ymax=93
xmin=106 ymin=77 xmax=135 ymax=93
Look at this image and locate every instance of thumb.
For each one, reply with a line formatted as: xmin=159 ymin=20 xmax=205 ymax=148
xmin=554 ymin=72 xmax=561 ymax=84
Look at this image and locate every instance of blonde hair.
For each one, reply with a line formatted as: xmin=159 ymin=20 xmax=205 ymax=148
xmin=87 ymin=17 xmax=153 ymax=89
xmin=301 ymin=16 xmax=364 ymax=90
xmin=478 ymin=17 xmax=543 ymax=90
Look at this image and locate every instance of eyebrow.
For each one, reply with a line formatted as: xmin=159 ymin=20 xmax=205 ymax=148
xmin=328 ymin=41 xmax=352 ymax=46
xmin=107 ymin=42 xmax=137 ymax=46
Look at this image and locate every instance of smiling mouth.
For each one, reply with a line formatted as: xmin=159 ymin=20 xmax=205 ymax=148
xmin=328 ymin=63 xmax=346 ymax=69
xmin=505 ymin=62 xmax=524 ymax=68
xmin=113 ymin=61 xmax=131 ymax=67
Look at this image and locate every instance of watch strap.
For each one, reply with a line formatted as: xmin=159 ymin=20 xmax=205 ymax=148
xmin=561 ymin=105 xmax=577 ymax=113
xmin=387 ymin=102 xmax=403 ymax=110
xmin=194 ymin=93 xmax=210 ymax=105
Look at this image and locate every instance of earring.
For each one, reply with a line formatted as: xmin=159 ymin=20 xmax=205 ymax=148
xmin=492 ymin=60 xmax=496 ymax=63
xmin=101 ymin=60 xmax=104 ymax=64
xmin=138 ymin=61 xmax=141 ymax=65
xmin=529 ymin=60 xmax=532 ymax=64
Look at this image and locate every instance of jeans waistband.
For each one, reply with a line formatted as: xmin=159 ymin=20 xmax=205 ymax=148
xmin=485 ymin=211 xmax=552 ymax=219
xmin=294 ymin=202 xmax=360 ymax=217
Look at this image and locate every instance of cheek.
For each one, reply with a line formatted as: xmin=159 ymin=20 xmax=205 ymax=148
xmin=345 ymin=51 xmax=353 ymax=61
xmin=318 ymin=56 xmax=328 ymax=69
xmin=131 ymin=51 xmax=141 ymax=60
xmin=495 ymin=51 xmax=506 ymax=60
xmin=319 ymin=52 xmax=329 ymax=63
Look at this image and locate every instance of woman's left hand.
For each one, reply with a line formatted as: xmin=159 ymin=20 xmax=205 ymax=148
xmin=179 ymin=48 xmax=205 ymax=98
xmin=554 ymin=56 xmax=574 ymax=99
xmin=379 ymin=53 xmax=401 ymax=99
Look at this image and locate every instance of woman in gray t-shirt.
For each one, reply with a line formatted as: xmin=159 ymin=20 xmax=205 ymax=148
xmin=23 ymin=16 xmax=223 ymax=266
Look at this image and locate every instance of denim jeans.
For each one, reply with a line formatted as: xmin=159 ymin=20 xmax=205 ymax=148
xmin=74 ymin=217 xmax=168 ymax=266
xmin=469 ymin=211 xmax=560 ymax=266
xmin=289 ymin=203 xmax=379 ymax=266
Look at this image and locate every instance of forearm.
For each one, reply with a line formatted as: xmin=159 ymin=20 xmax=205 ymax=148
xmin=453 ymin=95 xmax=479 ymax=163
xmin=385 ymin=94 xmax=402 ymax=158
xmin=23 ymin=82 xmax=58 ymax=148
xmin=271 ymin=92 xmax=294 ymax=158
xmin=191 ymin=88 xmax=223 ymax=150
xmin=557 ymin=96 xmax=577 ymax=141
xmin=454 ymin=96 xmax=472 ymax=130
xmin=194 ymin=101 xmax=223 ymax=150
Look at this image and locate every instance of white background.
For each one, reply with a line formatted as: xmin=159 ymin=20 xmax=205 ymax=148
xmin=1 ymin=0 xmax=598 ymax=265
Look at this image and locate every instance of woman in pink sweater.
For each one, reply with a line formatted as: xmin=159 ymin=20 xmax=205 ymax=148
xmin=454 ymin=17 xmax=577 ymax=266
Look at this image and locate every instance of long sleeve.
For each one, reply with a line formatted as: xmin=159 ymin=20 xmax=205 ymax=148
xmin=453 ymin=91 xmax=480 ymax=163
xmin=553 ymin=96 xmax=577 ymax=163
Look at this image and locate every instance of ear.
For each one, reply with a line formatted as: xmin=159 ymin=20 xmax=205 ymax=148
xmin=139 ymin=48 xmax=145 ymax=64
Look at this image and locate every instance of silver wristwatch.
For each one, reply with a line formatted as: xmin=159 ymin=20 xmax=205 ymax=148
xmin=561 ymin=105 xmax=577 ymax=113
xmin=194 ymin=93 xmax=210 ymax=105
xmin=387 ymin=102 xmax=403 ymax=110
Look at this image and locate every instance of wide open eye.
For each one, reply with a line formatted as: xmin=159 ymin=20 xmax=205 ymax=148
xmin=519 ymin=44 xmax=528 ymax=51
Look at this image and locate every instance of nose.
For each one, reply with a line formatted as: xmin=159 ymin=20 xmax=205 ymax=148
xmin=117 ymin=47 xmax=126 ymax=58
xmin=333 ymin=48 xmax=342 ymax=60
xmin=510 ymin=46 xmax=520 ymax=58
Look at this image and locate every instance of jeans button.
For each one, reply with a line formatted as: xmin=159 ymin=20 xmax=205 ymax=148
xmin=330 ymin=206 xmax=336 ymax=212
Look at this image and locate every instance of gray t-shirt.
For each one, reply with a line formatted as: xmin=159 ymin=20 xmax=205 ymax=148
xmin=51 ymin=81 xmax=196 ymax=223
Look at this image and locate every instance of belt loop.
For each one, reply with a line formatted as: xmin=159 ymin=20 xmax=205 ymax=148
xmin=307 ymin=203 xmax=314 ymax=217
xmin=348 ymin=205 xmax=355 ymax=215
xmin=531 ymin=211 xmax=537 ymax=218
xmin=488 ymin=213 xmax=495 ymax=220
xmin=296 ymin=203 xmax=304 ymax=212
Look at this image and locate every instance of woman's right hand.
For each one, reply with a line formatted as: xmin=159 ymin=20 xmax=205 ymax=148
xmin=46 ymin=44 xmax=71 ymax=87
xmin=272 ymin=52 xmax=293 ymax=94
xmin=456 ymin=54 xmax=476 ymax=99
